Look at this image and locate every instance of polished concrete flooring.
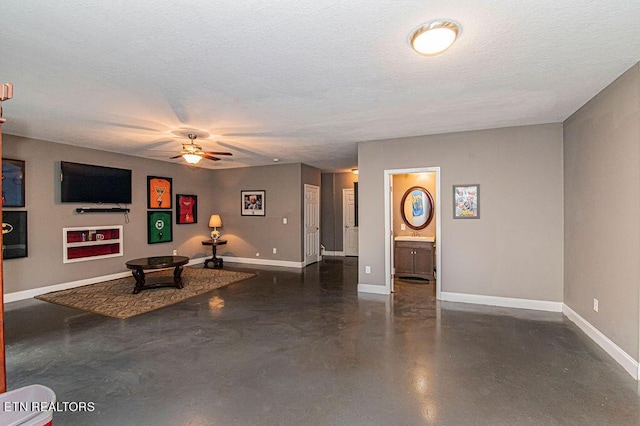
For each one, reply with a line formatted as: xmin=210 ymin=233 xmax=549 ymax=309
xmin=5 ymin=257 xmax=640 ymax=425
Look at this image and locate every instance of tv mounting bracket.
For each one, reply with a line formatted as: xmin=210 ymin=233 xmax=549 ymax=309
xmin=75 ymin=207 xmax=130 ymax=214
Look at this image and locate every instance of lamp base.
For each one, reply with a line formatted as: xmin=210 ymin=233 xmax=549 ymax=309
xmin=211 ymin=229 xmax=221 ymax=242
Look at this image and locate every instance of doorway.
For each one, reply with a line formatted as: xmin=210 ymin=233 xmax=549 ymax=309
xmin=343 ymin=188 xmax=358 ymax=256
xmin=384 ymin=167 xmax=441 ymax=298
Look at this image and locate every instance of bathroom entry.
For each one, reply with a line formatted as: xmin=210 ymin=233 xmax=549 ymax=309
xmin=393 ymin=173 xmax=437 ymax=239
xmin=384 ymin=167 xmax=441 ymax=297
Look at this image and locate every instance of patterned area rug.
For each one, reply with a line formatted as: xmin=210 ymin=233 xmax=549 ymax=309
xmin=35 ymin=267 xmax=256 ymax=319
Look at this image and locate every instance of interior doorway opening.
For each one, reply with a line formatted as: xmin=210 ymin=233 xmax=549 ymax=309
xmin=384 ymin=167 xmax=441 ymax=298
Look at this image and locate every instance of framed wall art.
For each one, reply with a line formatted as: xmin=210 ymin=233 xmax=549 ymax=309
xmin=147 ymin=176 xmax=172 ymax=209
xmin=2 ymin=210 xmax=28 ymax=259
xmin=2 ymin=158 xmax=25 ymax=207
xmin=453 ymin=184 xmax=480 ymax=219
xmin=147 ymin=211 xmax=173 ymax=244
xmin=241 ymin=190 xmax=265 ymax=216
xmin=176 ymin=194 xmax=197 ymax=224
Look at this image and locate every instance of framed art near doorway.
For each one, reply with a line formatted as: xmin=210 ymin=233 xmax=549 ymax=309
xmin=453 ymin=184 xmax=480 ymax=219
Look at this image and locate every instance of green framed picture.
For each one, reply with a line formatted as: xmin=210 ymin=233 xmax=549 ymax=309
xmin=147 ymin=211 xmax=173 ymax=244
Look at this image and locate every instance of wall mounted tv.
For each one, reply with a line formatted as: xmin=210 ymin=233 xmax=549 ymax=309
xmin=61 ymin=161 xmax=132 ymax=204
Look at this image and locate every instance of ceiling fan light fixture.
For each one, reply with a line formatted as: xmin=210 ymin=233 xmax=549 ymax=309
xmin=182 ymin=153 xmax=202 ymax=164
xmin=410 ymin=20 xmax=460 ymax=56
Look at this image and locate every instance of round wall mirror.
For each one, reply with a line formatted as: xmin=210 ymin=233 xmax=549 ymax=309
xmin=400 ymin=186 xmax=434 ymax=230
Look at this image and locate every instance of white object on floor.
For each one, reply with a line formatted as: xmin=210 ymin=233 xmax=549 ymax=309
xmin=0 ymin=384 xmax=56 ymax=426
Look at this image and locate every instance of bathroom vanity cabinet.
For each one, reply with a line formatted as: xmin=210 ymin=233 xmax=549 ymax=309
xmin=394 ymin=239 xmax=434 ymax=280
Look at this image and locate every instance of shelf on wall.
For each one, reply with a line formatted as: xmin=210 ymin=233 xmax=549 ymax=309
xmin=75 ymin=207 xmax=130 ymax=214
xmin=63 ymin=225 xmax=123 ymax=263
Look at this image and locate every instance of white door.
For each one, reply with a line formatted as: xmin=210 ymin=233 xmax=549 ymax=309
xmin=388 ymin=178 xmax=394 ymax=292
xmin=343 ymin=188 xmax=358 ymax=256
xmin=304 ymin=184 xmax=320 ymax=265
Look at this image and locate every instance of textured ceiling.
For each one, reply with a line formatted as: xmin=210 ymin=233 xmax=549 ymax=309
xmin=2 ymin=1 xmax=639 ymax=171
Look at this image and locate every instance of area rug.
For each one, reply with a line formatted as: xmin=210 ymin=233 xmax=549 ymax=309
xmin=35 ymin=267 xmax=256 ymax=319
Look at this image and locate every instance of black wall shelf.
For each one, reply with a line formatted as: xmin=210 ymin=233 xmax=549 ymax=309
xmin=75 ymin=208 xmax=130 ymax=214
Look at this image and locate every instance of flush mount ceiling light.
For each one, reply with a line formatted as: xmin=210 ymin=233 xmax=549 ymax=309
xmin=410 ymin=20 xmax=460 ymax=56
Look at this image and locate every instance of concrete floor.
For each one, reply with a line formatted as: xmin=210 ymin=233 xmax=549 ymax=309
xmin=5 ymin=257 xmax=640 ymax=425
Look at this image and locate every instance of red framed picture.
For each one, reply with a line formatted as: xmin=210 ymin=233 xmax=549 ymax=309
xmin=176 ymin=194 xmax=197 ymax=224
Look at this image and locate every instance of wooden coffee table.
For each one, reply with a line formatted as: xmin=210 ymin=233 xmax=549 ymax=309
xmin=125 ymin=255 xmax=190 ymax=294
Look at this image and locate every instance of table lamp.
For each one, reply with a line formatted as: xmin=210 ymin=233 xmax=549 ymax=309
xmin=209 ymin=214 xmax=223 ymax=242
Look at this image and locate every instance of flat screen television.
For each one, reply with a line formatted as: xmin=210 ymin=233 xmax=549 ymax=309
xmin=61 ymin=161 xmax=132 ymax=204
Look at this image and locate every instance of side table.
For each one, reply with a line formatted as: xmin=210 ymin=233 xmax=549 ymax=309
xmin=202 ymin=239 xmax=227 ymax=269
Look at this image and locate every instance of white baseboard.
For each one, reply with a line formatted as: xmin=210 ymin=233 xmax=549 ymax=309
xmin=188 ymin=256 xmax=207 ymax=266
xmin=440 ymin=291 xmax=563 ymax=312
xmin=357 ymin=283 xmax=390 ymax=295
xmin=563 ymin=304 xmax=639 ymax=380
xmin=5 ymin=256 xmax=208 ymax=303
xmin=323 ymin=251 xmax=345 ymax=256
xmin=220 ymin=256 xmax=304 ymax=269
xmin=5 ymin=271 xmax=132 ymax=303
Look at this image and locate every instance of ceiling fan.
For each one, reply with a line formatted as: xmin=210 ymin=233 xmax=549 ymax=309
xmin=170 ymin=133 xmax=232 ymax=165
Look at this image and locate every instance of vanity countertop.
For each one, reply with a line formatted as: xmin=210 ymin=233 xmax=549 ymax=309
xmin=394 ymin=236 xmax=435 ymax=242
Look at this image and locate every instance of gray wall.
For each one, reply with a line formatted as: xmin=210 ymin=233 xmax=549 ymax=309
xmin=320 ymin=172 xmax=358 ymax=252
xmin=3 ymin=135 xmax=317 ymax=294
xmin=3 ymin=134 xmax=216 ymax=293
xmin=564 ymin=63 xmax=640 ymax=359
xmin=320 ymin=173 xmax=337 ymax=251
xmin=208 ymin=163 xmax=317 ymax=263
xmin=358 ymin=123 xmax=564 ymax=302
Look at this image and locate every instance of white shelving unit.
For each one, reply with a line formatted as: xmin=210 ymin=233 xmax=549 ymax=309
xmin=63 ymin=225 xmax=123 ymax=263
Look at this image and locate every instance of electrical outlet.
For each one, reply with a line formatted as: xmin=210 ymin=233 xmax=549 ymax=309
xmin=282 ymin=218 xmax=288 ymax=224
xmin=273 ymin=248 xmax=277 ymax=254
xmin=172 ymin=249 xmax=178 ymax=255
xmin=365 ymin=266 xmax=371 ymax=274
xmin=256 ymin=252 xmax=260 ymax=257
xmin=400 ymin=223 xmax=406 ymax=231
xmin=593 ymin=298 xmax=599 ymax=312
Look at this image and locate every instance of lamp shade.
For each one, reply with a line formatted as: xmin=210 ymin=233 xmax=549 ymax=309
xmin=208 ymin=214 xmax=222 ymax=228
xmin=183 ymin=153 xmax=202 ymax=164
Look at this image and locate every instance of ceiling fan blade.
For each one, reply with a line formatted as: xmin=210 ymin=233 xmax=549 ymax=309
xmin=167 ymin=98 xmax=190 ymax=124
xmin=129 ymin=139 xmax=176 ymax=153
xmin=204 ymin=151 xmax=233 ymax=156
xmin=202 ymin=155 xmax=221 ymax=161
xmin=169 ymin=154 xmax=183 ymax=159
xmin=216 ymin=141 xmax=269 ymax=159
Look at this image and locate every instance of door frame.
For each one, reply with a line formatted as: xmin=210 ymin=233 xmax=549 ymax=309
xmin=384 ymin=167 xmax=441 ymax=298
xmin=303 ymin=184 xmax=321 ymax=266
xmin=342 ymin=188 xmax=358 ymax=256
